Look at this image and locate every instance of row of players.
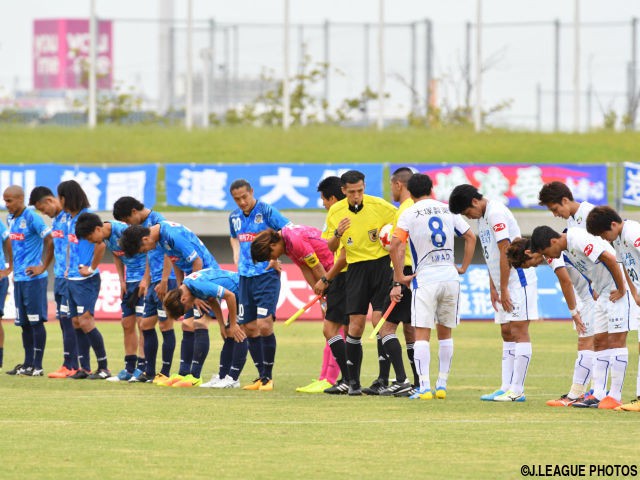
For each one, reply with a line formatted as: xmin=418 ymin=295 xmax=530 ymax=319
xmin=1 ymin=171 xmax=639 ymax=408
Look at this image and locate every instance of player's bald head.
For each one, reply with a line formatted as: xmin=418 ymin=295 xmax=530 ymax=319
xmin=3 ymin=185 xmax=24 ymax=199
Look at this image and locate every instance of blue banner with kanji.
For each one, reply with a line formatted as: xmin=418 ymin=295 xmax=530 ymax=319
xmin=623 ymin=162 xmax=640 ymax=206
xmin=165 ymin=164 xmax=384 ymax=210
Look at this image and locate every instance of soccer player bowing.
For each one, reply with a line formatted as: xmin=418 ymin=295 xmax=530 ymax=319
xmin=163 ymin=268 xmax=247 ymax=388
xmin=390 ymin=174 xmax=476 ymax=400
xmin=3 ymin=186 xmax=52 ymax=377
xmin=531 ymin=225 xmax=630 ymax=409
xmin=449 ymin=185 xmax=538 ymax=402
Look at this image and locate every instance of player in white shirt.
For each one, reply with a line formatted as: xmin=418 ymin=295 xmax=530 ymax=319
xmin=390 ymin=174 xmax=476 ymax=400
xmin=449 ymin=185 xmax=538 ymax=402
xmin=531 ymin=225 xmax=631 ymax=410
xmin=537 ymin=182 xmax=599 ymax=406
xmin=587 ymin=205 xmax=640 ymax=411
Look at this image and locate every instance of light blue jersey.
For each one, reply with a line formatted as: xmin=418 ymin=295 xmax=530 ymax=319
xmin=51 ymin=210 xmax=69 ymax=279
xmin=68 ymin=208 xmax=99 ymax=280
xmin=0 ymin=220 xmax=8 ymax=268
xmin=142 ymin=210 xmax=175 ymax=283
xmin=158 ymin=221 xmax=218 ymax=274
xmin=183 ymin=268 xmax=239 ymax=301
xmin=8 ymin=207 xmax=51 ymax=282
xmin=229 ymin=200 xmax=290 ymax=277
xmin=106 ymin=221 xmax=146 ymax=282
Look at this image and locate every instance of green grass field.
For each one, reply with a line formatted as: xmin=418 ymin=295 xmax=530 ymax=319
xmin=0 ymin=320 xmax=638 ymax=479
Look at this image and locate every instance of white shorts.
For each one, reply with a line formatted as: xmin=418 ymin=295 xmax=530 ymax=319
xmin=594 ymin=291 xmax=632 ymax=334
xmin=574 ymin=294 xmax=596 ymax=338
xmin=411 ymin=280 xmax=460 ymax=329
xmin=495 ymin=283 xmax=539 ymax=325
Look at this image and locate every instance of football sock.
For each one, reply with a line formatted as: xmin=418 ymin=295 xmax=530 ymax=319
xmin=500 ymin=341 xmax=516 ymax=392
xmin=0 ymin=347 xmax=3 ymax=368
xmin=324 ymin=345 xmax=341 ymax=385
xmin=218 ymin=337 xmax=235 ymax=378
xmin=406 ymin=342 xmax=419 ymax=386
xmin=87 ymin=328 xmax=108 ymax=370
xmin=437 ymin=338 xmax=454 ymax=389
xmin=160 ymin=329 xmax=176 ymax=376
xmin=179 ymin=331 xmax=195 ymax=376
xmin=376 ymin=335 xmax=390 ymax=383
xmin=328 ymin=335 xmax=349 ymax=383
xmin=21 ymin=324 xmax=34 ymax=367
xmin=229 ymin=338 xmax=248 ymax=380
xmin=511 ymin=342 xmax=532 ymax=395
xmin=247 ymin=336 xmax=265 ymax=378
xmin=346 ymin=335 xmax=362 ymax=387
xmin=137 ymin=357 xmax=146 ymax=373
xmin=124 ymin=354 xmax=137 ymax=374
xmin=190 ymin=328 xmax=209 ymax=378
xmin=262 ymin=333 xmax=276 ymax=380
xmin=569 ymin=350 xmax=593 ymax=398
xmin=609 ymin=347 xmax=628 ymax=402
xmin=60 ymin=316 xmax=78 ymax=370
xmin=381 ymin=333 xmax=407 ymax=383
xmin=319 ymin=342 xmax=331 ymax=380
xmin=414 ymin=340 xmax=431 ymax=391
xmin=142 ymin=328 xmax=158 ymax=376
xmin=75 ymin=328 xmax=91 ymax=371
xmin=32 ymin=323 xmax=46 ymax=370
xmin=592 ymin=349 xmax=612 ymax=400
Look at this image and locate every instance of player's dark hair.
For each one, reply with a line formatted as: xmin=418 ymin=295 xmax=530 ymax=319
xmin=586 ymin=206 xmax=622 ymax=236
xmin=340 ymin=170 xmax=365 ymax=186
xmin=28 ymin=186 xmax=55 ymax=206
xmin=506 ymin=237 xmax=532 ymax=269
xmin=120 ymin=225 xmax=150 ymax=257
xmin=57 ymin=180 xmax=90 ymax=212
xmin=538 ymin=181 xmax=574 ymax=206
xmin=317 ymin=176 xmax=345 ymax=201
xmin=75 ymin=212 xmax=104 ymax=239
xmin=251 ymin=228 xmax=280 ymax=263
xmin=448 ymin=184 xmax=482 ymax=214
xmin=390 ymin=167 xmax=414 ymax=186
xmin=113 ymin=196 xmax=144 ymax=221
xmin=163 ymin=289 xmax=185 ymax=320
xmin=530 ymin=226 xmax=561 ymax=252
xmin=229 ymin=179 xmax=252 ymax=192
xmin=407 ymin=174 xmax=433 ymax=198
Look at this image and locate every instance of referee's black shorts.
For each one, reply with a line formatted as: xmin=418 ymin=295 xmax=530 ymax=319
xmin=384 ymin=265 xmax=413 ymax=325
xmin=345 ymin=256 xmax=393 ymax=316
xmin=325 ymin=271 xmax=349 ymax=325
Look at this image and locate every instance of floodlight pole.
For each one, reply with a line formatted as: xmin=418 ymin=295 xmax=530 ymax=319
xmin=377 ymin=0 xmax=385 ymax=131
xmin=185 ymin=0 xmax=193 ymax=131
xmin=474 ymin=0 xmax=483 ymax=132
xmin=88 ymin=0 xmax=97 ymax=129
xmin=573 ymin=0 xmax=580 ymax=133
xmin=283 ymin=0 xmax=291 ymax=130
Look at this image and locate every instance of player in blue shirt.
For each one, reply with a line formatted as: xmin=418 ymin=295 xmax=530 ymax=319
xmin=76 ymin=213 xmax=148 ymax=382
xmin=229 ymin=179 xmax=291 ymax=391
xmin=3 ymin=186 xmax=53 ymax=377
xmin=121 ymin=219 xmax=219 ymax=387
xmin=163 ymin=268 xmax=247 ymax=388
xmin=0 ymin=218 xmax=12 ymax=374
xmin=29 ymin=186 xmax=79 ymax=378
xmin=113 ymin=196 xmax=178 ymax=384
xmin=58 ymin=180 xmax=110 ymax=379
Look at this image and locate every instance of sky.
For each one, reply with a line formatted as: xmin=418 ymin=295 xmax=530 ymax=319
xmin=1 ymin=0 xmax=639 ymax=130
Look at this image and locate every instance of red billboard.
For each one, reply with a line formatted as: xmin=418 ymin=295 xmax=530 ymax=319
xmin=33 ymin=19 xmax=113 ymax=90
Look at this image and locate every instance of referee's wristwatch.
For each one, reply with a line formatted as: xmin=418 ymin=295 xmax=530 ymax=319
xmin=334 ymin=228 xmax=342 ymax=238
xmin=321 ymin=276 xmax=330 ymax=285
xmin=392 ymin=281 xmax=402 ymax=288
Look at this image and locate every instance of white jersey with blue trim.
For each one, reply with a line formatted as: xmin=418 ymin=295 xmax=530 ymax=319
xmin=564 ymin=227 xmax=624 ymax=295
xmin=613 ymin=219 xmax=640 ymax=289
xmin=567 ymin=201 xmax=594 ymax=229
xmin=396 ymin=198 xmax=470 ymax=286
xmin=478 ymin=200 xmax=537 ymax=289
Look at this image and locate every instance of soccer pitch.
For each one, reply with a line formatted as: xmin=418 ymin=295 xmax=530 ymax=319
xmin=0 ymin=320 xmax=638 ymax=479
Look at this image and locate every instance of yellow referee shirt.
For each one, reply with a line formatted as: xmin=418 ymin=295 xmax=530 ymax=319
xmin=321 ymin=220 xmax=348 ymax=273
xmin=394 ymin=197 xmax=414 ymax=267
xmin=326 ymin=194 xmax=397 ymax=264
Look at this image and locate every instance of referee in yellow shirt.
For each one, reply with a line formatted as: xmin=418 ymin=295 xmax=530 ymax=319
xmin=326 ymin=170 xmax=397 ymax=395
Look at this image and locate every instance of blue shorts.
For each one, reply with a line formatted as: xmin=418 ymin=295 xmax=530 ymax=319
xmin=13 ymin=277 xmax=48 ymax=325
xmin=68 ymin=274 xmax=101 ymax=318
xmin=238 ymin=270 xmax=280 ymax=325
xmin=143 ymin=278 xmax=177 ymax=321
xmin=0 ymin=277 xmax=9 ymax=317
xmin=54 ymin=277 xmax=69 ymax=320
xmin=184 ymin=307 xmax=213 ymax=320
xmin=122 ymin=281 xmax=145 ymax=318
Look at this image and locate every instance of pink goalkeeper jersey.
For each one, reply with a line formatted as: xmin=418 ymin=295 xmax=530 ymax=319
xmin=281 ymin=224 xmax=334 ymax=271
